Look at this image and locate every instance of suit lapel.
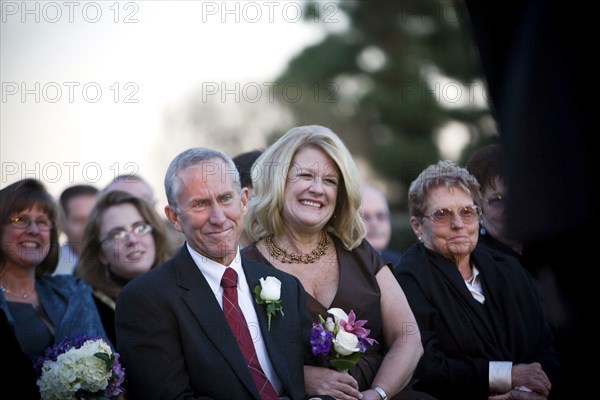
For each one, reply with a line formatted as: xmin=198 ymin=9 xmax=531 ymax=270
xmin=174 ymin=247 xmax=260 ymax=399
xmin=243 ymin=260 xmax=292 ymax=393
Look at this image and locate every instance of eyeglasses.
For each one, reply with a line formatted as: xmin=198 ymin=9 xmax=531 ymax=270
xmin=5 ymin=216 xmax=52 ymax=231
xmin=100 ymin=224 xmax=153 ymax=244
xmin=486 ymin=193 xmax=504 ymax=208
xmin=421 ymin=205 xmax=481 ymax=226
xmin=360 ymin=211 xmax=389 ymax=223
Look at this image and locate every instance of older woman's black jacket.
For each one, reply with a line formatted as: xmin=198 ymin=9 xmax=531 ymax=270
xmin=394 ymin=243 xmax=560 ymax=400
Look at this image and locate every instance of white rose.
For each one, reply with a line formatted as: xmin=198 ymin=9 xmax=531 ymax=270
xmin=333 ymin=330 xmax=360 ymax=356
xmin=259 ymin=276 xmax=281 ymax=301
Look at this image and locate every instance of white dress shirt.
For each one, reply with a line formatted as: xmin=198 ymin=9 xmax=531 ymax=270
xmin=187 ymin=243 xmax=282 ymax=395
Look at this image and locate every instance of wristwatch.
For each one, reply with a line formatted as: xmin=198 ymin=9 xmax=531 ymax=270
xmin=372 ymin=386 xmax=388 ymax=400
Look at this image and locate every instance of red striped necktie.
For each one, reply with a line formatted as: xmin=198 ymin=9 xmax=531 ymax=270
xmin=221 ymin=268 xmax=279 ymax=400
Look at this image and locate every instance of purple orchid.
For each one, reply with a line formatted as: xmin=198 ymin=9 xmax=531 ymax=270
xmin=338 ymin=310 xmax=377 ymax=346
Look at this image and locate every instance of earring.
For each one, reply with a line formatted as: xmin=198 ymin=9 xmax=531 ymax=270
xmin=418 ymin=236 xmax=423 ymax=242
xmin=479 ymin=224 xmax=486 ymax=235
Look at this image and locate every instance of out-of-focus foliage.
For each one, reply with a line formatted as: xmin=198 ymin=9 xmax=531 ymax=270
xmin=271 ymin=0 xmax=496 ymax=210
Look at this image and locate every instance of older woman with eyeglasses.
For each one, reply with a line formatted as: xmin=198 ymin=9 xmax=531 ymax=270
xmin=0 ymin=179 xmax=108 ymax=363
xmin=75 ymin=190 xmax=170 ymax=345
xmin=393 ymin=160 xmax=560 ymax=400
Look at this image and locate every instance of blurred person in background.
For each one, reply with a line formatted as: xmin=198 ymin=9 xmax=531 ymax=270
xmin=466 ymin=143 xmax=569 ymax=399
xmin=360 ymin=185 xmax=402 ymax=266
xmin=102 ymin=174 xmax=155 ymax=206
xmin=233 ymin=149 xmax=263 ymax=247
xmin=465 ymin=143 xmax=522 ymax=259
xmin=54 ymin=184 xmax=98 ymax=275
xmin=233 ymin=149 xmax=264 ymax=195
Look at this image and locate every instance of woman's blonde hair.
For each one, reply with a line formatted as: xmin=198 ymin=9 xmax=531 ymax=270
xmin=246 ymin=125 xmax=366 ymax=250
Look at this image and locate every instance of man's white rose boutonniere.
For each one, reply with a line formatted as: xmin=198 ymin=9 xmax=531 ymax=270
xmin=254 ymin=276 xmax=284 ymax=330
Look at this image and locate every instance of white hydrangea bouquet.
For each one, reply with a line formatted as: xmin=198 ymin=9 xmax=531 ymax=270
xmin=34 ymin=335 xmax=125 ymax=400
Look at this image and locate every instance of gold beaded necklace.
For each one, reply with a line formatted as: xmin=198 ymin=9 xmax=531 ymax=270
xmin=265 ymin=230 xmax=330 ymax=264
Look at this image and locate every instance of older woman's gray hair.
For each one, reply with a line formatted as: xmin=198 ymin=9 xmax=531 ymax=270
xmin=408 ymin=160 xmax=481 ymax=218
xmin=246 ymin=125 xmax=366 ymax=250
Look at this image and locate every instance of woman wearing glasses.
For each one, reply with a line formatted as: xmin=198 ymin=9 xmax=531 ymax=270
xmin=75 ymin=190 xmax=169 ymax=345
xmin=0 ymin=179 xmax=108 ymax=361
xmin=393 ymin=160 xmax=559 ymax=400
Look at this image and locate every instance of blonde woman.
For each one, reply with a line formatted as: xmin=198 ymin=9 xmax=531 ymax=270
xmin=242 ymin=125 xmax=429 ymax=400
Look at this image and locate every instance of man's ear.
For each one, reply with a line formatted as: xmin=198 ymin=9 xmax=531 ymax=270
xmin=165 ymin=205 xmax=183 ymax=233
xmin=240 ymin=187 xmax=249 ymax=210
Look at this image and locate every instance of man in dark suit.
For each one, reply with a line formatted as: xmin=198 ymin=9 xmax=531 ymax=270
xmin=115 ymin=147 xmax=314 ymax=399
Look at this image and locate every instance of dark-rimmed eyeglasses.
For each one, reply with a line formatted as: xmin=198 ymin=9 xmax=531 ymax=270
xmin=421 ymin=205 xmax=481 ymax=226
xmin=100 ymin=224 xmax=153 ymax=244
xmin=5 ymin=216 xmax=52 ymax=231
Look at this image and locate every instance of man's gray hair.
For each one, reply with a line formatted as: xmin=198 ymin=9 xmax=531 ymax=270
xmin=164 ymin=147 xmax=240 ymax=210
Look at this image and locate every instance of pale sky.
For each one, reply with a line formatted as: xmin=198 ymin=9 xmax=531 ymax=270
xmin=1 ymin=0 xmax=342 ymax=207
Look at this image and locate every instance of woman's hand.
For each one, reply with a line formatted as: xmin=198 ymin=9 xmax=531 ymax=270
xmin=304 ymin=365 xmax=362 ymax=400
